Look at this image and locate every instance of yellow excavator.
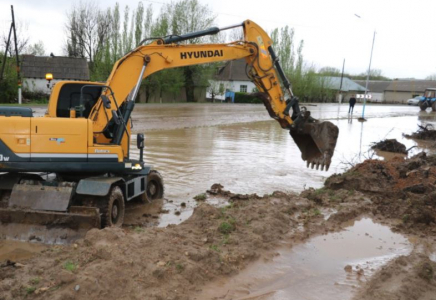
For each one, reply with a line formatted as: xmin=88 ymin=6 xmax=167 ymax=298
xmin=0 ymin=20 xmax=338 ymax=241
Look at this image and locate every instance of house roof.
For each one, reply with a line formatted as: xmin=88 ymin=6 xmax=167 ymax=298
xmin=214 ymin=59 xmax=250 ymax=81
xmin=384 ymin=80 xmax=436 ymax=92
xmin=323 ymin=76 xmax=367 ymax=92
xmin=354 ymin=80 xmax=392 ymax=93
xmin=21 ymin=55 xmax=89 ymax=80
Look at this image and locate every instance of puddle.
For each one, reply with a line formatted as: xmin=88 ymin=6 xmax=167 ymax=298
xmin=195 ymin=218 xmax=412 ymax=300
xmin=0 ymin=239 xmax=47 ymax=262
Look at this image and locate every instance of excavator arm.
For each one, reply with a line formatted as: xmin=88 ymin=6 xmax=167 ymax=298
xmin=89 ymin=20 xmax=338 ymax=170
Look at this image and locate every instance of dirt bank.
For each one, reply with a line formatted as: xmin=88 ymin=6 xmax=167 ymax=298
xmin=0 ymin=188 xmax=334 ymax=300
xmin=2 ymin=154 xmax=436 ymax=299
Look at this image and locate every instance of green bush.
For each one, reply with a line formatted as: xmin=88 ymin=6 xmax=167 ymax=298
xmin=234 ymin=92 xmax=263 ymax=104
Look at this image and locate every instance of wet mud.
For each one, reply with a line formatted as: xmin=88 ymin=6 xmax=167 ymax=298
xmin=195 ymin=218 xmax=412 ymax=300
xmin=371 ymin=139 xmax=407 ymax=154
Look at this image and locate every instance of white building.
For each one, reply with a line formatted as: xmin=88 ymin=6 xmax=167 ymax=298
xmin=206 ymin=59 xmax=256 ymax=101
xmin=354 ymin=80 xmax=391 ymax=103
xmin=21 ymin=55 xmax=89 ymax=95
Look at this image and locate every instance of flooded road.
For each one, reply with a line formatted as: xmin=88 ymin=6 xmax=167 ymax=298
xmin=195 ymin=218 xmax=412 ymax=300
xmin=126 ymin=103 xmax=436 ymax=225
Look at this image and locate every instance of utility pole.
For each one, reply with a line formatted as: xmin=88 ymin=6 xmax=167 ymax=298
xmin=338 ymin=59 xmax=345 ymax=104
xmin=361 ymin=31 xmax=376 ymax=121
xmin=11 ymin=5 xmax=22 ymax=104
xmin=0 ymin=5 xmax=21 ymax=104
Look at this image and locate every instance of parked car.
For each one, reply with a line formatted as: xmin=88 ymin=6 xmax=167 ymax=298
xmin=407 ymin=96 xmax=421 ymax=106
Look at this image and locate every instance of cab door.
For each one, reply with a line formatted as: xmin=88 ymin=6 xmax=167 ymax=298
xmin=30 ymin=118 xmax=88 ymax=162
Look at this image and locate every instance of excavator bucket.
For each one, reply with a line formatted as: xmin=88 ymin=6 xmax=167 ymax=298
xmin=290 ymin=120 xmax=339 ymax=171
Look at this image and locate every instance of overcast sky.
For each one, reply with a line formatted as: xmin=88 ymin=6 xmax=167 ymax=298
xmin=1 ymin=0 xmax=435 ymax=79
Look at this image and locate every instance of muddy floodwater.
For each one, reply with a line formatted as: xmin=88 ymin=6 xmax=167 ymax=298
xmin=29 ymin=103 xmax=436 ymax=225
xmin=125 ymin=103 xmax=436 ymax=225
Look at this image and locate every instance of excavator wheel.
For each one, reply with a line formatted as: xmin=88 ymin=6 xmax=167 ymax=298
xmin=139 ymin=170 xmax=164 ymax=203
xmin=420 ymin=102 xmax=428 ymax=111
xmin=100 ymin=186 xmax=125 ymax=227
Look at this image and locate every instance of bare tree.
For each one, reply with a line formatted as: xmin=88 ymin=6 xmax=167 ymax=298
xmin=24 ymin=40 xmax=45 ymax=56
xmin=65 ymin=1 xmax=111 ymax=62
xmin=426 ymin=73 xmax=436 ymax=80
xmin=2 ymin=21 xmax=30 ymax=56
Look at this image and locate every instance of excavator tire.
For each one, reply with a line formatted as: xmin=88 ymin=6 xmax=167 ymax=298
xmin=139 ymin=170 xmax=164 ymax=203
xmin=100 ymin=186 xmax=125 ymax=227
xmin=420 ymin=102 xmax=428 ymax=111
xmin=432 ymin=102 xmax=436 ymax=112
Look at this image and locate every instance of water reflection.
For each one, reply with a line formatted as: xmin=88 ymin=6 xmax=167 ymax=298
xmin=195 ymin=218 xmax=412 ymax=300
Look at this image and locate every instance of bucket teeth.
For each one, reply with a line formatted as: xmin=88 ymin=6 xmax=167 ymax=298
xmin=306 ymin=155 xmax=332 ymax=172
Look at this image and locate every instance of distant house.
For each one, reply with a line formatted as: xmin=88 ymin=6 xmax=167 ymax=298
xmin=322 ymin=77 xmax=367 ymax=102
xmin=206 ymin=59 xmax=255 ymax=100
xmin=21 ymin=55 xmax=89 ymax=95
xmin=384 ymin=80 xmax=436 ymax=104
xmin=354 ymin=80 xmax=391 ymax=102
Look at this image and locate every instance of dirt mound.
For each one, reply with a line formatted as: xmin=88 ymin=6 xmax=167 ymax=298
xmin=0 ymin=187 xmax=322 ymax=300
xmin=325 ymin=159 xmax=399 ymax=193
xmin=405 ymin=124 xmax=436 ymax=140
xmin=321 ymin=152 xmax=436 ymax=235
xmin=371 ymin=139 xmax=407 ymax=154
xmin=352 ymin=253 xmax=436 ymax=300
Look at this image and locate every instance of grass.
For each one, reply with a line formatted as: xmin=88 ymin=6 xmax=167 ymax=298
xmin=29 ymin=277 xmax=40 ymax=285
xmin=312 ymin=208 xmax=321 ymax=216
xmin=133 ymin=226 xmax=144 ymax=233
xmin=25 ymin=286 xmax=36 ymax=295
xmin=314 ymin=188 xmax=327 ymax=195
xmin=210 ymin=245 xmax=220 ymax=252
xmin=176 ymin=263 xmax=184 ymax=272
xmin=63 ymin=261 xmax=77 ymax=272
xmin=221 ymin=234 xmax=230 ymax=245
xmin=218 ymin=221 xmax=234 ymax=234
xmin=193 ymin=193 xmax=207 ymax=201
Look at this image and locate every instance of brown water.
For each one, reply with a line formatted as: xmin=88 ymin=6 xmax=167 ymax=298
xmin=0 ymin=240 xmax=47 ymax=262
xmin=194 ymin=218 xmax=412 ymax=300
xmin=126 ymin=104 xmax=436 ymax=226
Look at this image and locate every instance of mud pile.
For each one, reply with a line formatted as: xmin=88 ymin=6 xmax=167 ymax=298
xmin=0 ymin=188 xmax=329 ymax=300
xmin=316 ymin=152 xmax=436 ymax=235
xmin=405 ymin=124 xmax=436 ymax=140
xmin=352 ymin=253 xmax=436 ymax=300
xmin=371 ymin=139 xmax=407 ymax=154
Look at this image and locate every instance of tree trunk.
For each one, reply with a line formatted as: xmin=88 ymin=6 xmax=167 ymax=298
xmin=184 ymin=67 xmax=195 ymax=102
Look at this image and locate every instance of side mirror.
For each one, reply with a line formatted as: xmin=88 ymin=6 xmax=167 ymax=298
xmin=101 ymin=95 xmax=111 ymax=109
xmin=137 ymin=133 xmax=144 ymax=149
